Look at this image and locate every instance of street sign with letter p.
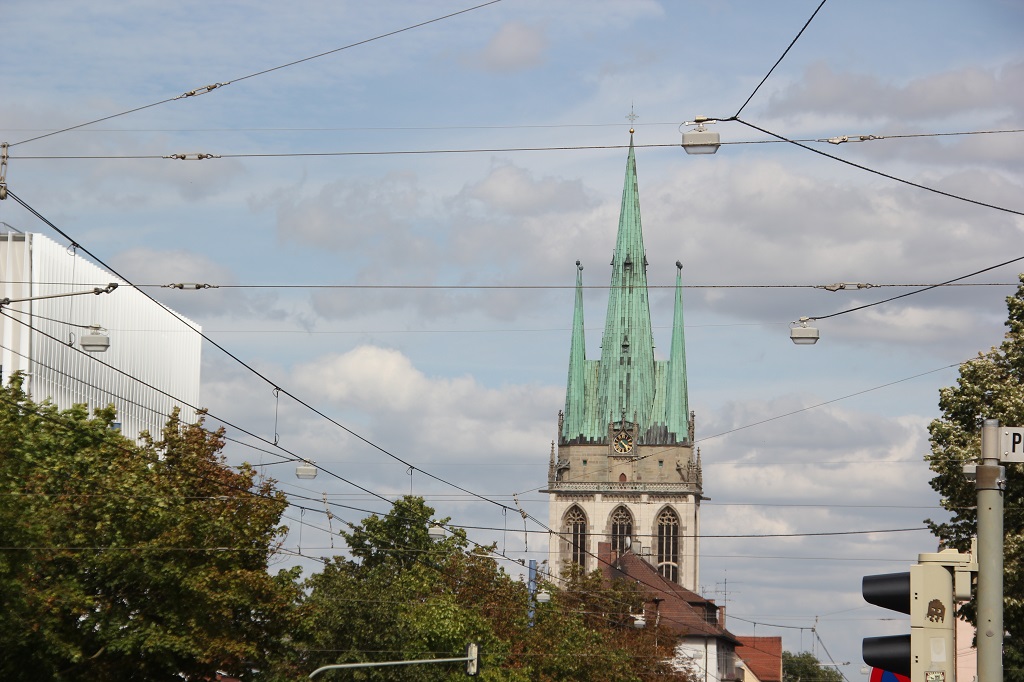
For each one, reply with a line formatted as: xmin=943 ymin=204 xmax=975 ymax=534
xmin=1000 ymin=426 xmax=1024 ymax=462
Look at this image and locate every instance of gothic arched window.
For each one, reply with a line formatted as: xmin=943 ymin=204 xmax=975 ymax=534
xmin=657 ymin=507 xmax=680 ymax=583
xmin=564 ymin=506 xmax=587 ymax=569
xmin=610 ymin=506 xmax=633 ymax=554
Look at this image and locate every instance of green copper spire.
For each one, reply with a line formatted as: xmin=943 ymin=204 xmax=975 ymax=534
xmin=562 ymin=261 xmax=587 ymax=440
xmin=664 ymin=261 xmax=690 ymax=441
xmin=597 ymin=134 xmax=656 ymax=431
xmin=559 ymin=134 xmax=690 ymax=447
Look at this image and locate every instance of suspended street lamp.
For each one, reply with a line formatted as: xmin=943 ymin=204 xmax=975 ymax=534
xmin=680 ymin=116 xmax=721 ymax=155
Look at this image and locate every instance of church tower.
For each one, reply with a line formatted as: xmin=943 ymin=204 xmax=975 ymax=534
xmin=545 ymin=133 xmax=703 ymax=591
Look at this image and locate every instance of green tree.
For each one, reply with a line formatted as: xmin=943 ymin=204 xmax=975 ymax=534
xmin=926 ymin=274 xmax=1024 ymax=680
xmin=782 ymin=651 xmax=843 ymax=682
xmin=292 ymin=496 xmax=689 ymax=681
xmin=295 ymin=497 xmax=514 ymax=681
xmin=0 ymin=376 xmax=301 ymax=680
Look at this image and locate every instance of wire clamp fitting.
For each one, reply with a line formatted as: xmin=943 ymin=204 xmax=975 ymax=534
xmin=0 ymin=142 xmax=8 ymax=200
xmin=165 ymin=282 xmax=218 ymax=290
xmin=164 ymin=152 xmax=221 ymax=161
xmin=177 ymin=83 xmax=225 ymax=99
xmin=820 ymin=282 xmax=874 ymax=292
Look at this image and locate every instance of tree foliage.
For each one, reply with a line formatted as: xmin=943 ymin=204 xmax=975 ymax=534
xmin=0 ymin=376 xmax=300 ymax=681
xmin=926 ymin=275 xmax=1024 ymax=679
xmin=781 ymin=651 xmax=843 ymax=682
xmin=0 ymin=371 xmax=697 ymax=680
xmin=290 ymin=496 xmax=690 ymax=681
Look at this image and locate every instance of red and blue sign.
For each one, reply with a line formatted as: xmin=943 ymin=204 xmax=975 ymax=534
xmin=869 ymin=668 xmax=910 ymax=682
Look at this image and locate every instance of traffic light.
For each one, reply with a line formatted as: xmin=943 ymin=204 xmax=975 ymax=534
xmin=862 ymin=547 xmax=976 ymax=682
xmin=465 ymin=642 xmax=479 ymax=676
xmin=862 ymin=571 xmax=913 ymax=677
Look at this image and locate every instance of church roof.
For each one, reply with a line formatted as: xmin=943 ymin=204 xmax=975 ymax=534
xmin=599 ymin=543 xmax=739 ymax=644
xmin=560 ymin=134 xmax=691 ymax=446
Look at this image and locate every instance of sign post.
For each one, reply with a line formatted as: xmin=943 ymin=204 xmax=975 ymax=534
xmin=977 ymin=420 xmax=1005 ymax=682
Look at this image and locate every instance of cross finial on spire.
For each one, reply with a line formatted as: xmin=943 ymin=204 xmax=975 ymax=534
xmin=626 ymin=104 xmax=638 ymax=134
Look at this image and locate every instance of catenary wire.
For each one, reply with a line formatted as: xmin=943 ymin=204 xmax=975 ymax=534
xmin=4 ymin=301 xmax=959 ymax=539
xmin=2 ymin=280 xmax=977 ymax=520
xmin=4 ymin=295 xmax=976 ymax=515
xmin=515 ymin=358 xmax=969 ymax=496
xmin=11 ymin=127 xmax=1024 ymax=159
xmin=0 ymin=388 xmax=911 ymax=643
xmin=0 ymin=308 xmax=422 ymax=519
xmin=0 ymin=197 xmax=982 ymax=632
xmin=806 ymin=255 xmax=1024 ymax=321
xmin=733 ymin=0 xmax=829 ymax=118
xmin=0 ymin=238 xmax=917 ymax=638
xmin=6 ymin=278 xmax=1021 ymax=290
xmin=4 ymin=188 xmax=527 ymax=521
xmin=731 ymin=117 xmax=1024 ymax=217
xmin=8 ymin=124 xmax=1020 ymax=139
xmin=9 ymin=0 xmax=504 ymax=148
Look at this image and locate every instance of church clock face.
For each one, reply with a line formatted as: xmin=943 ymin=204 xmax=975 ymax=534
xmin=612 ymin=430 xmax=634 ymax=453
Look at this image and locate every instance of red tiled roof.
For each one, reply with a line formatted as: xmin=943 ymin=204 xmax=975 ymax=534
xmin=736 ymin=636 xmax=783 ymax=682
xmin=597 ymin=542 xmax=739 ymax=644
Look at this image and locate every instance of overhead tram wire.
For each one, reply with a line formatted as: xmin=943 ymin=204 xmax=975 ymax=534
xmin=0 ymin=383 xmax=894 ymax=638
xmin=512 ymin=358 xmax=971 ymax=498
xmin=9 ymin=0 xmax=504 ymax=148
xmin=2 ymin=280 xmax=972 ymax=516
xmin=3 ymin=200 xmax=991 ymax=526
xmin=0 ymin=227 xmax=593 ymax=591
xmin=0 ymin=339 xmax=375 ymax=524
xmin=733 ymin=0 xmax=830 ymax=119
xmin=2 ymin=201 xmax=995 ymax=604
xmin=805 ymin=254 xmax=1024 ymax=322
xmin=10 ymin=127 xmax=1024 ymax=160
xmin=730 ymin=118 xmax=1024 ymax=218
xmin=696 ymin=0 xmax=1024 ymax=222
xmin=8 ymin=278 xmax=1021 ymax=290
xmin=147 ymin=280 xmax=1021 ymax=291
xmin=0 ymin=307 xmax=414 ymax=516
xmin=5 ymin=188 xmax=527 ymax=523
xmin=1 ymin=282 xmax=955 ymax=541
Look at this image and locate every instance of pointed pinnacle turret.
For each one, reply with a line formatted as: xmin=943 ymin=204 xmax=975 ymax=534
xmin=562 ymin=261 xmax=587 ymax=441
xmin=664 ymin=260 xmax=690 ymax=441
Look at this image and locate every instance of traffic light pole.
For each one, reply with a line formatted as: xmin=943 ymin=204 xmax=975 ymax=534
xmin=977 ymin=419 xmax=1004 ymax=682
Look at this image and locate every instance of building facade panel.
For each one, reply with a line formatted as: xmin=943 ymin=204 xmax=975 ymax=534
xmin=0 ymin=231 xmax=201 ymax=440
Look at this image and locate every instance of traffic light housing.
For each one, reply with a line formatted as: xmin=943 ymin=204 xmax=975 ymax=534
xmin=862 ymin=548 xmax=976 ymax=682
xmin=862 ymin=572 xmax=912 ymax=677
xmin=465 ymin=642 xmax=479 ymax=676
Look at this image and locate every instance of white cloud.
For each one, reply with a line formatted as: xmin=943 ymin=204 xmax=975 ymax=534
xmin=274 ymin=172 xmax=426 ymax=252
xmin=468 ymin=21 xmax=548 ymax=72
xmin=291 ymin=344 xmax=562 ymax=458
xmin=765 ymin=60 xmax=1024 ymax=122
xmin=458 ymin=162 xmax=592 ymax=216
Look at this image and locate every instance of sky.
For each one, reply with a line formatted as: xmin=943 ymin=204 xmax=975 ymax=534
xmin=2 ymin=0 xmax=1023 ymax=674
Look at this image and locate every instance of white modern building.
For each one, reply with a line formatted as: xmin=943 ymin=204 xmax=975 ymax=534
xmin=0 ymin=229 xmax=201 ymax=440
